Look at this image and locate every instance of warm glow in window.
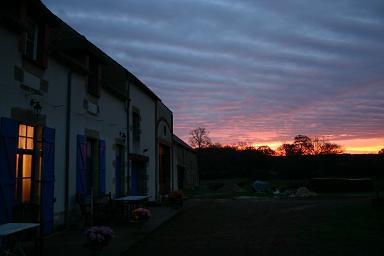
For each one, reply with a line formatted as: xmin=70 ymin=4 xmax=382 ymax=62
xmin=18 ymin=124 xmax=34 ymax=150
xmin=15 ymin=154 xmax=33 ymax=203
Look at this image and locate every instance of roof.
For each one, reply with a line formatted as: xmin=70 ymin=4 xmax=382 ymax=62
xmin=126 ymin=71 xmax=160 ymax=101
xmin=37 ymin=0 xmax=161 ymax=102
xmin=173 ymin=134 xmax=195 ymax=152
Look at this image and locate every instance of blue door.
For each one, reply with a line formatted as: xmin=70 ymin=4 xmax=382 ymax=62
xmin=131 ymin=162 xmax=146 ymax=195
xmin=0 ymin=118 xmax=18 ymax=224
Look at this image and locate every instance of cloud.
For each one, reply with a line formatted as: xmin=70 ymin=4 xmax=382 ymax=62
xmin=43 ymin=0 xmax=384 ymax=148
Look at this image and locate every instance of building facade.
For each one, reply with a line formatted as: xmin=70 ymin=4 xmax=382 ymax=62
xmin=173 ymin=135 xmax=199 ymax=190
xmin=0 ymin=0 xmax=196 ymax=235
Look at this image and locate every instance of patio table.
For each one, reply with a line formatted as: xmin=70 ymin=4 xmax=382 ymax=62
xmin=0 ymin=222 xmax=40 ymax=256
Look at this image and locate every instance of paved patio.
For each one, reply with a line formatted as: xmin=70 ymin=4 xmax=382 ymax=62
xmin=38 ymin=204 xmax=181 ymax=256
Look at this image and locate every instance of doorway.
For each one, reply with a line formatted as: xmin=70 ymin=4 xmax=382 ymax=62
xmin=131 ymin=161 xmax=147 ymax=195
xmin=115 ymin=145 xmax=125 ymax=197
xmin=14 ymin=124 xmax=41 ymax=222
xmin=159 ymin=144 xmax=171 ymax=194
xmin=177 ymin=165 xmax=185 ymax=190
xmin=86 ymin=138 xmax=98 ymax=197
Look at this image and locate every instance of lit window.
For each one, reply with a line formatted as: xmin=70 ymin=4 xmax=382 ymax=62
xmin=18 ymin=124 xmax=34 ymax=150
xmin=15 ymin=154 xmax=33 ymax=203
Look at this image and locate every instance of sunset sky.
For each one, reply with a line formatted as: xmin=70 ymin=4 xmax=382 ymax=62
xmin=43 ymin=0 xmax=384 ymax=154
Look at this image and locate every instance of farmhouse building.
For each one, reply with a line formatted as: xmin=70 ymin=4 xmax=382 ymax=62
xmin=0 ymin=0 xmax=197 ymax=234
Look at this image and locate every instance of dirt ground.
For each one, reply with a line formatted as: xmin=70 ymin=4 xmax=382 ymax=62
xmin=126 ymin=197 xmax=384 ymax=256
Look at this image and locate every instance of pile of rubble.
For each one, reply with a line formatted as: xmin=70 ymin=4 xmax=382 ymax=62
xmin=217 ymin=183 xmax=246 ymax=193
xmin=273 ymin=186 xmax=317 ymax=198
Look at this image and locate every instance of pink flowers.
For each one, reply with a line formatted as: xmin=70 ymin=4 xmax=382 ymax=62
xmin=168 ymin=191 xmax=183 ymax=200
xmin=85 ymin=226 xmax=114 ymax=245
xmin=132 ymin=208 xmax=151 ymax=220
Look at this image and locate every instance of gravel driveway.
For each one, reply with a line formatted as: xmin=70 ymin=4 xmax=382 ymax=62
xmin=127 ymin=197 xmax=384 ymax=256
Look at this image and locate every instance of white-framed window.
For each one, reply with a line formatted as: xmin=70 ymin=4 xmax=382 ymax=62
xmin=132 ymin=111 xmax=141 ymax=153
xmin=15 ymin=124 xmax=42 ymax=204
xmin=25 ymin=20 xmax=39 ymax=60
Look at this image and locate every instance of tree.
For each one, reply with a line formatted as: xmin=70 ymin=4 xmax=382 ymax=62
xmin=378 ymin=148 xmax=384 ymax=155
xmin=319 ymin=142 xmax=343 ymax=154
xmin=276 ymin=143 xmax=296 ymax=156
xmin=277 ymin=135 xmax=344 ymax=156
xmin=189 ymin=127 xmax=212 ymax=149
xmin=233 ymin=141 xmax=252 ymax=151
xmin=294 ymin=135 xmax=314 ymax=155
xmin=256 ymin=145 xmax=275 ymax=156
xmin=313 ymin=137 xmax=343 ymax=155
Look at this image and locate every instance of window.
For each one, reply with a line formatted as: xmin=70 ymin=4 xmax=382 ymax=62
xmin=16 ymin=124 xmax=36 ymax=203
xmin=25 ymin=20 xmax=39 ymax=60
xmin=132 ymin=111 xmax=141 ymax=153
xmin=18 ymin=124 xmax=34 ymax=150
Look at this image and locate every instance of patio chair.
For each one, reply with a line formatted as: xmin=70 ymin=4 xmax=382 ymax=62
xmin=75 ymin=192 xmax=91 ymax=226
xmin=94 ymin=193 xmax=113 ymax=224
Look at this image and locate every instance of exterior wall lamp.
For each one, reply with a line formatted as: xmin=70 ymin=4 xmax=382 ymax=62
xmin=30 ymin=99 xmax=42 ymax=120
xmin=119 ymin=131 xmax=127 ymax=140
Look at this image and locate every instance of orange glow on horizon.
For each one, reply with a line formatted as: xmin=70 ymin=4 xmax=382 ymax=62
xmin=335 ymin=137 xmax=384 ymax=154
xmin=181 ymin=130 xmax=383 ymax=154
xmin=250 ymin=137 xmax=383 ymax=154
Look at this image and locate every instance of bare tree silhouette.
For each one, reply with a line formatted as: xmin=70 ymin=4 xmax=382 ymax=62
xmin=189 ymin=127 xmax=212 ymax=149
xmin=294 ymin=135 xmax=314 ymax=155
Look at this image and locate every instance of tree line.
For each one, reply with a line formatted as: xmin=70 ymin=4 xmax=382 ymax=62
xmin=189 ymin=127 xmax=349 ymax=155
xmin=189 ymin=127 xmax=384 ymax=180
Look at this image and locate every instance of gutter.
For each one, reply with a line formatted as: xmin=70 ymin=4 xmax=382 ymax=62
xmin=64 ymin=69 xmax=73 ymax=228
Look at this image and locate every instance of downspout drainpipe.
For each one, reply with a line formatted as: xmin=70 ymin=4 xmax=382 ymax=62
xmin=126 ymin=79 xmax=131 ymax=195
xmin=64 ymin=70 xmax=73 ymax=228
xmin=155 ymin=102 xmax=158 ymax=201
xmin=170 ymin=114 xmax=174 ymax=191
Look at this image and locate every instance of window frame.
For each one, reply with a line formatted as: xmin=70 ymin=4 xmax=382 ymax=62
xmin=24 ymin=19 xmax=39 ymax=61
xmin=15 ymin=123 xmax=42 ymax=205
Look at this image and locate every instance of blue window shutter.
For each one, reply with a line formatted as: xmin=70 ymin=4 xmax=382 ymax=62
xmin=0 ymin=117 xmax=17 ymax=224
xmin=115 ymin=155 xmax=121 ymax=197
xmin=99 ymin=140 xmax=106 ymax=194
xmin=76 ymin=135 xmax=87 ymax=196
xmin=41 ymin=127 xmax=55 ymax=235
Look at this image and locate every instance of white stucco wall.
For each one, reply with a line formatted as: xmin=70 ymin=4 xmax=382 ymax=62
xmin=0 ymin=27 xmax=25 ymax=118
xmin=0 ymin=26 xmax=76 ymax=223
xmin=0 ymin=26 xmax=129 ymax=225
xmin=1 ymin=21 xmax=165 ymax=230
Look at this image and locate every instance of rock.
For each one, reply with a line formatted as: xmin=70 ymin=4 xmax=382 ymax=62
xmin=295 ymin=186 xmax=317 ymax=197
xmin=252 ymin=181 xmax=271 ymax=193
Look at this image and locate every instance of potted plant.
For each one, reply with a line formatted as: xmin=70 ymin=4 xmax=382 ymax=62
xmin=131 ymin=208 xmax=152 ymax=223
xmin=85 ymin=226 xmax=114 ymax=256
xmin=167 ymin=191 xmax=184 ymax=207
